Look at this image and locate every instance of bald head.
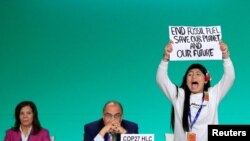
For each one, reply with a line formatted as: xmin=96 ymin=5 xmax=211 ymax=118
xmin=103 ymin=101 xmax=123 ymax=114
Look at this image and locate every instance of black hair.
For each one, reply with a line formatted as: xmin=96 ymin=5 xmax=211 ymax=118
xmin=171 ymin=64 xmax=210 ymax=132
xmin=12 ymin=101 xmax=42 ymax=134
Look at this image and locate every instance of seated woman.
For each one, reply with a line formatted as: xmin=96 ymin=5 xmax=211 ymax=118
xmin=4 ymin=100 xmax=51 ymax=141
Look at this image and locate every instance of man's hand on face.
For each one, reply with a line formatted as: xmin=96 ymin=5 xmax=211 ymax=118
xmin=99 ymin=120 xmax=125 ymax=137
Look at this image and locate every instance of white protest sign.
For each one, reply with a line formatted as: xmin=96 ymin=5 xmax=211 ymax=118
xmin=121 ymin=134 xmax=154 ymax=141
xmin=169 ymin=26 xmax=222 ymax=61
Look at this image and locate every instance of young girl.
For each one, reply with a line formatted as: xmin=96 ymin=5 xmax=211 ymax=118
xmin=156 ymin=40 xmax=235 ymax=141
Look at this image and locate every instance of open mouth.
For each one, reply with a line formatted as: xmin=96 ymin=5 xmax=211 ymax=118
xmin=191 ymin=81 xmax=199 ymax=89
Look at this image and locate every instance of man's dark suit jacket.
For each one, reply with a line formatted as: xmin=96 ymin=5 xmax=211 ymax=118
xmin=83 ymin=118 xmax=138 ymax=141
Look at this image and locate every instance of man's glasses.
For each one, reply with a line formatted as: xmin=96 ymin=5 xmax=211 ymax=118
xmin=104 ymin=113 xmax=122 ymax=120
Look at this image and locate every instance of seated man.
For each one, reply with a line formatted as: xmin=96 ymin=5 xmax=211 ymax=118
xmin=83 ymin=100 xmax=138 ymax=141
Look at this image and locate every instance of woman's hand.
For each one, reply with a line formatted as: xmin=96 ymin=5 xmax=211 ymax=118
xmin=219 ymin=40 xmax=229 ymax=59
xmin=163 ymin=40 xmax=173 ymax=62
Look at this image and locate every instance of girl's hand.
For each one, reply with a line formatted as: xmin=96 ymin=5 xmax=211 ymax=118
xmin=163 ymin=40 xmax=173 ymax=61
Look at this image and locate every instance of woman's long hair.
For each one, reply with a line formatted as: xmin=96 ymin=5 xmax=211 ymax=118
xmin=171 ymin=64 xmax=210 ymax=132
xmin=12 ymin=101 xmax=42 ymax=134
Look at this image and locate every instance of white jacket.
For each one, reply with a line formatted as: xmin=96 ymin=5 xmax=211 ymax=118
xmin=156 ymin=58 xmax=235 ymax=141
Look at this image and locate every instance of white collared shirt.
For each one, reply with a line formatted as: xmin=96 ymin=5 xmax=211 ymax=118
xmin=20 ymin=126 xmax=32 ymax=141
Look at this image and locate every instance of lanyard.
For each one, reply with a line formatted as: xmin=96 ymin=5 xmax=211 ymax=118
xmin=188 ymin=94 xmax=204 ymax=130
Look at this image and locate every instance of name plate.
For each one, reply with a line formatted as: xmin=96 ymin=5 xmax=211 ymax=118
xmin=121 ymin=134 xmax=154 ymax=141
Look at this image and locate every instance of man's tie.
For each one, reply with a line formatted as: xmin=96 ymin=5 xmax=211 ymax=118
xmin=109 ymin=133 xmax=117 ymax=141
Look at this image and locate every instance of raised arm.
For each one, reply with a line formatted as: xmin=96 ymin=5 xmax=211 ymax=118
xmin=156 ymin=41 xmax=178 ymax=101
xmin=211 ymin=41 xmax=235 ymax=101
